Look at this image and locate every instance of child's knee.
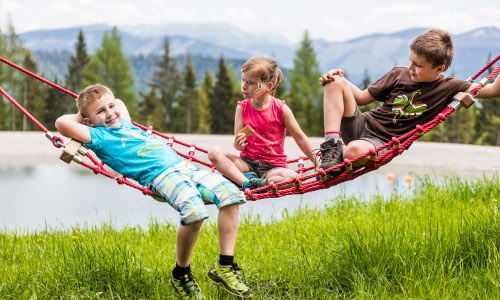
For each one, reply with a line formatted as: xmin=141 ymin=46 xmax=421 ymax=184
xmin=344 ymin=141 xmax=372 ymax=159
xmin=324 ymin=75 xmax=347 ymax=89
xmin=208 ymin=146 xmax=223 ymax=161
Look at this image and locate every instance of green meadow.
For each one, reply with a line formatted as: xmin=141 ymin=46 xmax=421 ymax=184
xmin=1 ymin=175 xmax=499 ymax=299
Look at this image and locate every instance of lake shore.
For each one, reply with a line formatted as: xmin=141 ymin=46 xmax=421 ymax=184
xmin=1 ymin=131 xmax=499 ymax=173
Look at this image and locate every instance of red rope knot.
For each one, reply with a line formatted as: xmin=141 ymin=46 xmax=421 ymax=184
xmin=438 ymin=113 xmax=446 ymax=122
xmin=211 ymin=166 xmax=216 ymax=173
xmin=392 ymin=137 xmax=400 ymax=148
xmin=298 ymin=158 xmax=304 ymax=169
xmin=369 ymin=148 xmax=377 ymax=161
xmin=269 ymin=182 xmax=277 ymax=194
xmin=344 ymin=158 xmax=353 ymax=171
xmin=146 ymin=126 xmax=153 ymax=135
xmin=188 ymin=145 xmax=196 ymax=161
xmin=142 ymin=188 xmax=151 ymax=196
xmin=416 ymin=125 xmax=424 ymax=136
xmin=167 ymin=137 xmax=174 ymax=147
xmin=318 ymin=169 xmax=327 ymax=181
xmin=244 ymin=188 xmax=253 ymax=200
xmin=51 ymin=136 xmax=64 ymax=148
xmin=116 ymin=176 xmax=127 ymax=184
xmin=294 ymin=176 xmax=301 ymax=189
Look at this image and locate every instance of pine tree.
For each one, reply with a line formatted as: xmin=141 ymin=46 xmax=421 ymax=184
xmin=274 ymin=79 xmax=287 ymax=100
xmin=137 ymin=87 xmax=163 ymax=129
xmin=66 ymin=30 xmax=89 ymax=94
xmin=475 ymin=53 xmax=500 ymax=145
xmin=42 ymin=78 xmax=73 ymax=131
xmin=150 ymin=37 xmax=181 ymax=132
xmin=198 ymin=70 xmax=214 ymax=134
xmin=5 ymin=17 xmax=25 ymax=131
xmin=179 ymin=55 xmax=198 ymax=133
xmin=22 ymin=51 xmax=44 ymax=131
xmin=212 ymin=57 xmax=234 ymax=134
xmin=287 ymin=31 xmax=323 ymax=136
xmin=0 ymin=26 xmax=8 ymax=130
xmin=358 ymin=69 xmax=378 ymax=113
xmin=83 ymin=27 xmax=136 ymax=114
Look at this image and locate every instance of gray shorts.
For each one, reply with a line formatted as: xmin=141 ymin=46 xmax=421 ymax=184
xmin=340 ymin=107 xmax=390 ymax=155
xmin=240 ymin=155 xmax=283 ymax=179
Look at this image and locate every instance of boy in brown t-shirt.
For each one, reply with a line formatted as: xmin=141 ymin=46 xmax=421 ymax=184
xmin=317 ymin=28 xmax=500 ymax=177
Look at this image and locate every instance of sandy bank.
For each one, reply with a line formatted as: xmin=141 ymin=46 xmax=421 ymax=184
xmin=1 ymin=131 xmax=499 ymax=173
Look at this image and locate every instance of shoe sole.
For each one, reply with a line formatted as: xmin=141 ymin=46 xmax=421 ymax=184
xmin=206 ymin=271 xmax=253 ymax=298
xmin=171 ymin=279 xmax=187 ymax=299
xmin=316 ymin=168 xmax=344 ymax=181
xmin=171 ymin=278 xmax=205 ymax=300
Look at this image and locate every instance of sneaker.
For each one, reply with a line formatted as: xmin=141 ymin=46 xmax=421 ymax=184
xmin=317 ymin=139 xmax=344 ymax=179
xmin=206 ymin=261 xmax=253 ymax=298
xmin=242 ymin=178 xmax=260 ymax=190
xmin=171 ymin=272 xmax=205 ymax=300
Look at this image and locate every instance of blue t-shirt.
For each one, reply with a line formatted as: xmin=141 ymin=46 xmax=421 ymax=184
xmin=85 ymin=119 xmax=184 ymax=186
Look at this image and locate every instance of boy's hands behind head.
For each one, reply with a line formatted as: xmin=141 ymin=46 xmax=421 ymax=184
xmin=319 ymin=69 xmax=344 ymax=86
xmin=234 ymin=132 xmax=248 ymax=151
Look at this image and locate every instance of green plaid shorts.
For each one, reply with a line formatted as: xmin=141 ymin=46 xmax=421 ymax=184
xmin=150 ymin=160 xmax=246 ymax=225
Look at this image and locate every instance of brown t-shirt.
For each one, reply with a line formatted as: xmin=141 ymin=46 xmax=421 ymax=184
xmin=365 ymin=67 xmax=471 ymax=140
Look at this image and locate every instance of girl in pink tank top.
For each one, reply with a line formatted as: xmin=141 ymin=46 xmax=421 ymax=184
xmin=208 ymin=56 xmax=318 ymax=191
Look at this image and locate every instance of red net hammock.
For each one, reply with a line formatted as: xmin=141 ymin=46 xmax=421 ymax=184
xmin=0 ymin=54 xmax=499 ymax=201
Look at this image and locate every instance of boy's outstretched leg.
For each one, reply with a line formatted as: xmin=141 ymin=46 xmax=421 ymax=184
xmin=171 ymin=220 xmax=205 ymax=300
xmin=207 ymin=204 xmax=254 ymax=298
xmin=319 ymin=76 xmax=357 ymax=177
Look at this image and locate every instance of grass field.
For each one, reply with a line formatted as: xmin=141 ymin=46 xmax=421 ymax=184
xmin=1 ymin=174 xmax=499 ymax=299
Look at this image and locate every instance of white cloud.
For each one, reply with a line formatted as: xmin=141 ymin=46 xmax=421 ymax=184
xmin=1 ymin=0 xmax=499 ymax=42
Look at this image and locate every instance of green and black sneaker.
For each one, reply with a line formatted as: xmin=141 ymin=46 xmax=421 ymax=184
xmin=171 ymin=272 xmax=205 ymax=300
xmin=206 ymin=261 xmax=253 ymax=298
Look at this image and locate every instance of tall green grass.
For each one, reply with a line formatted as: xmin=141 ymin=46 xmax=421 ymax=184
xmin=0 ymin=175 xmax=499 ymax=299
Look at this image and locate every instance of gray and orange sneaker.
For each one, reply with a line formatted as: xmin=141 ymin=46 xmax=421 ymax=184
xmin=206 ymin=261 xmax=253 ymax=298
xmin=316 ymin=139 xmax=344 ymax=180
xmin=171 ymin=271 xmax=205 ymax=300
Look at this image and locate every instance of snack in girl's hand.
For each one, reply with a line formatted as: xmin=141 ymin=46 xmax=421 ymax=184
xmin=238 ymin=125 xmax=254 ymax=138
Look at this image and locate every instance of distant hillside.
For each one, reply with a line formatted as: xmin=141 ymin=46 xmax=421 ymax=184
xmin=21 ymin=24 xmax=500 ymax=89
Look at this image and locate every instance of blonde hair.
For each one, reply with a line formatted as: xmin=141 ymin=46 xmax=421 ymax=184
xmin=241 ymin=56 xmax=283 ymax=96
xmin=77 ymin=84 xmax=113 ymax=116
xmin=410 ymin=29 xmax=454 ymax=71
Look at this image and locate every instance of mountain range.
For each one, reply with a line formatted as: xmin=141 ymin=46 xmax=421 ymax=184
xmin=19 ymin=23 xmax=500 ymax=86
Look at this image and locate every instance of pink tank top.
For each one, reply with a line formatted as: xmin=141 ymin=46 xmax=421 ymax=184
xmin=239 ymin=97 xmax=287 ymax=168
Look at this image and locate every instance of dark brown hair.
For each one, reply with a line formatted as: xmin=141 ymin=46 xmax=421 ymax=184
xmin=410 ymin=29 xmax=454 ymax=71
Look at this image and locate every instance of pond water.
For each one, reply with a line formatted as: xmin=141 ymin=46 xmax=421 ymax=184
xmin=0 ymin=163 xmax=450 ymax=231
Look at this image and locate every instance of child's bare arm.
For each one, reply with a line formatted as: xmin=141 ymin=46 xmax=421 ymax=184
xmin=55 ymin=112 xmax=91 ymax=143
xmin=346 ymin=81 xmax=377 ymax=106
xmin=116 ymin=99 xmax=131 ymax=122
xmin=473 ymin=75 xmax=500 ymax=98
xmin=320 ymin=69 xmax=377 ymax=106
xmin=282 ymin=105 xmax=319 ymax=168
xmin=233 ymin=106 xmax=248 ymax=151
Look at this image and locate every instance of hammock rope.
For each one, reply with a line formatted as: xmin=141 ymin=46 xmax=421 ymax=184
xmin=0 ymin=55 xmax=498 ymax=201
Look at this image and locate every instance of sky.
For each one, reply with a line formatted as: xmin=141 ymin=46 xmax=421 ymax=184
xmin=1 ymin=0 xmax=500 ymax=43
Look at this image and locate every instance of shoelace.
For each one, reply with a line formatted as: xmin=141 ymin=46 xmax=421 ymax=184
xmin=219 ymin=265 xmax=246 ymax=288
xmin=181 ymin=274 xmax=202 ymax=296
xmin=311 ymin=148 xmax=321 ymax=162
xmin=321 ymin=144 xmax=342 ymax=163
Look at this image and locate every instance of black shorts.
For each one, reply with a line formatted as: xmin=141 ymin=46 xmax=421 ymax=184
xmin=240 ymin=155 xmax=283 ymax=179
xmin=340 ymin=106 xmax=390 ymax=155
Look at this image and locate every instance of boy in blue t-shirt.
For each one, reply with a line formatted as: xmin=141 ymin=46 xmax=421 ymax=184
xmin=56 ymin=84 xmax=253 ymax=299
